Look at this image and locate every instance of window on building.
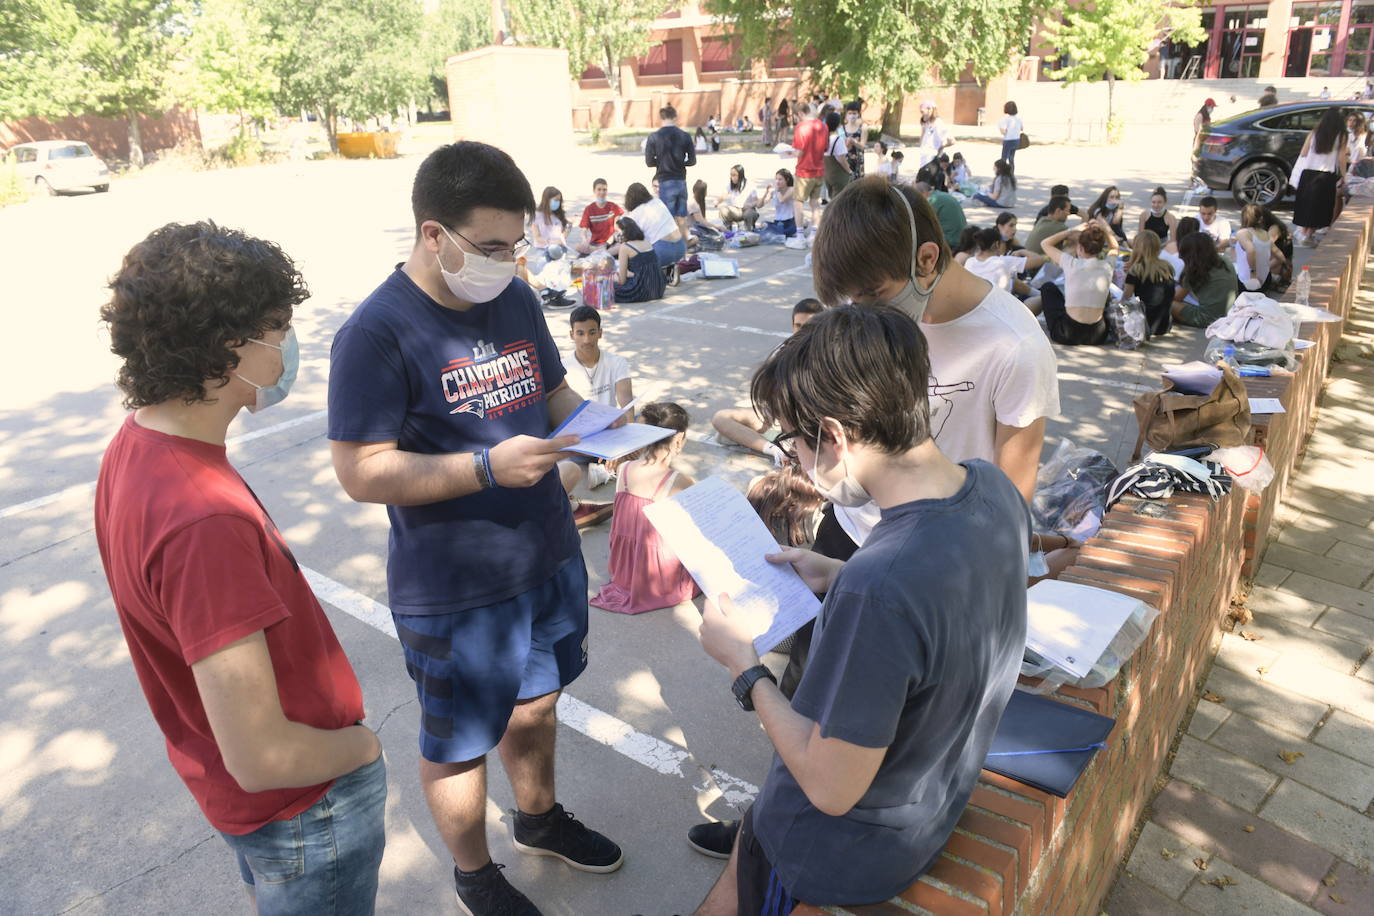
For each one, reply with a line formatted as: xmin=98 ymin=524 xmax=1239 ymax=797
xmin=1287 ymin=1 xmax=1342 ymax=77
xmin=1161 ymin=10 xmax=1212 ymax=79
xmin=1344 ymin=0 xmax=1374 ymax=75
xmin=639 ymin=39 xmax=684 ymax=76
xmin=700 ymin=36 xmax=743 ymax=72
xmin=1219 ymin=4 xmax=1268 ymax=78
xmin=581 ymin=63 xmax=606 ymax=80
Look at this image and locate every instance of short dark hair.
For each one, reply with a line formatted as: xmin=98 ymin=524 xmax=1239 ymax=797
xmin=593 ymin=177 xmax=608 ymax=188
xmin=824 ymin=110 xmax=841 ymax=131
xmin=775 ymin=168 xmax=794 ymax=186
xmin=1004 ymin=100 xmax=1018 ymax=116
xmin=411 ymin=142 xmax=535 ymax=236
xmin=995 ymin=210 xmax=1017 ymax=228
xmin=1174 ymin=216 xmax=1200 ymax=243
xmin=751 ymin=305 xmax=932 ymax=453
xmin=101 ymin=221 xmax=308 ymax=409
xmin=624 ymin=182 xmax=652 ymax=211
xmin=1199 ymin=195 xmax=1218 ymax=209
xmin=812 ymin=177 xmax=951 ymax=306
xmin=660 ymin=105 xmax=677 ymax=121
xmin=974 ymin=226 xmax=1003 ymax=251
xmin=1050 ymin=184 xmax=1070 ymax=197
xmin=1048 ymin=195 xmax=1071 ymax=214
xmin=890 ymin=150 xmax=904 ymax=161
xmin=616 ymin=216 xmax=645 ymax=241
xmin=569 ymin=305 xmax=601 ymax=326
xmin=792 ymin=297 xmax=824 ymax=316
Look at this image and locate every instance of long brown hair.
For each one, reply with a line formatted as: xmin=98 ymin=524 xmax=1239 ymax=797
xmin=537 ymin=186 xmax=567 ymax=231
xmin=747 ymin=467 xmax=824 ymax=547
xmin=1180 ymin=231 xmax=1224 ymax=290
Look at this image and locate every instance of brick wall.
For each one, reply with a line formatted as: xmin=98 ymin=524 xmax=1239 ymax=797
xmin=793 ymin=203 xmax=1374 ymax=915
xmin=0 ymin=108 xmax=200 ymax=162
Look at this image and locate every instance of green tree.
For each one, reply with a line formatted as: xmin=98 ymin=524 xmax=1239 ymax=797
xmin=182 ymin=0 xmax=279 ymax=136
xmin=509 ymin=0 xmax=664 ymax=126
xmin=1043 ymin=0 xmax=1206 ymax=127
xmin=421 ymin=0 xmax=492 ymax=112
xmin=702 ymin=0 xmax=1041 ymax=135
xmin=267 ymin=0 xmax=429 ymax=151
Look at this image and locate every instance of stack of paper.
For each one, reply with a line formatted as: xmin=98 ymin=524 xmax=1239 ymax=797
xmin=644 ymin=477 xmax=821 ymax=653
xmin=1025 ymin=580 xmax=1140 ymax=679
xmin=549 ymin=398 xmax=675 ymax=461
xmin=1161 ymin=361 xmax=1221 ymax=395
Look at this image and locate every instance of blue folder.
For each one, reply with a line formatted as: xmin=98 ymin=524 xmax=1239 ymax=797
xmin=983 ymin=689 xmax=1116 ymax=798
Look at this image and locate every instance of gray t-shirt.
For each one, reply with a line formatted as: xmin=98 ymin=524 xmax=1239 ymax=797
xmin=752 ymin=460 xmax=1030 ymax=905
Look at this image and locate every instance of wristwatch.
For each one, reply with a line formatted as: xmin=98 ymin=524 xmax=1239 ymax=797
xmin=731 ymin=665 xmax=777 ymax=712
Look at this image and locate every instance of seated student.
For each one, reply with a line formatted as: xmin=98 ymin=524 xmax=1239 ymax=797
xmin=590 ymin=402 xmax=699 ymax=615
xmin=1035 ymin=223 xmax=1114 ymax=345
xmin=757 ymin=169 xmax=799 ymax=237
xmin=576 ymin=177 xmax=624 ymax=254
xmin=1123 ymin=229 xmax=1178 ymax=337
xmin=624 ymin=181 xmax=687 ymax=266
xmin=693 ymin=304 xmax=1029 ymax=915
xmin=1024 ymin=195 xmax=1074 ymax=255
xmin=1036 ymin=184 xmax=1081 ymax=221
xmin=1161 ymin=215 xmax=1198 ymax=280
xmin=964 ymin=226 xmax=1045 ymax=296
xmin=914 ymin=180 xmax=968 ymax=249
xmin=613 ymin=217 xmax=668 ymax=304
xmin=747 ymin=465 xmax=826 ymax=550
xmin=1085 ymin=185 xmax=1127 ymax=246
xmin=689 ymin=179 xmax=712 ymax=227
xmin=1172 ymin=231 xmax=1239 ymax=327
xmin=1136 ymin=186 xmax=1178 ymax=244
xmin=887 ymin=149 xmax=906 ymax=183
xmin=1196 ymin=196 xmax=1233 ymax=249
xmin=529 ymin=185 xmax=569 ymax=263
xmin=1232 ymin=203 xmax=1273 ymax=291
xmin=874 ymin=141 xmax=893 ymax=179
xmin=949 ymin=152 xmax=973 ymax=192
xmin=717 ymin=164 xmax=760 ymax=230
xmin=1259 ymin=205 xmax=1293 ymax=288
xmin=951 ymin=224 xmax=981 ymax=266
xmin=557 ymin=305 xmax=635 ymax=528
xmin=996 ymin=211 xmax=1023 ymax=251
xmin=972 ymin=159 xmax=1017 ymax=209
xmin=711 ymin=299 xmax=824 ymax=461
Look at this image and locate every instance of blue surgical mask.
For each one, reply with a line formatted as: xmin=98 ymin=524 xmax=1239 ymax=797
xmin=1105 ymin=201 xmax=1119 ymax=210
xmin=236 ymin=329 xmax=298 ymax=413
xmin=550 ymin=199 xmax=561 ymax=211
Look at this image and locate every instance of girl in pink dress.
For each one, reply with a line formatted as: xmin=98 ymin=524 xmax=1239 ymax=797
xmin=590 ymin=402 xmax=700 ymax=614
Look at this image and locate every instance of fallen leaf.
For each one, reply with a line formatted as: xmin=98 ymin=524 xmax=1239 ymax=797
xmin=1243 ymin=825 xmax=1256 ymax=833
xmin=1257 ymin=665 xmax=1270 ymax=675
xmin=1331 ymin=892 xmax=1346 ymax=903
xmin=1203 ymin=692 xmax=1226 ymax=704
xmin=1278 ymin=749 xmax=1306 ymax=764
xmin=1160 ymin=847 xmax=1176 ymax=860
xmin=1323 ymin=875 xmax=1338 ymax=887
xmin=1194 ymin=857 xmax=1210 ymax=871
xmin=1205 ymin=875 xmax=1238 ymax=889
xmin=1240 ymin=631 xmax=1264 ymax=641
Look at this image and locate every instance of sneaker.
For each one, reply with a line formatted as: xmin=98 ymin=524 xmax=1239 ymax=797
xmin=572 ymin=502 xmax=613 ymax=529
xmin=511 ymin=804 xmax=624 ymax=873
xmin=453 ymin=862 xmax=542 ymax=916
xmin=587 ymin=463 xmax=613 ymax=489
xmin=665 ymin=264 xmax=681 ymax=287
xmin=686 ymin=819 xmax=739 ymax=859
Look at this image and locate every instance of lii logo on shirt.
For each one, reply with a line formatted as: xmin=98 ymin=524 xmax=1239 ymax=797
xmin=440 ymin=339 xmax=544 ymax=419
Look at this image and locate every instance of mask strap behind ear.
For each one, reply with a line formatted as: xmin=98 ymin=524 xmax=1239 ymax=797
xmin=891 ymin=186 xmax=919 ymax=283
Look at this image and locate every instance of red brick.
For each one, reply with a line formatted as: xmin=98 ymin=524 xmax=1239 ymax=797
xmin=957 ymin=808 xmax=1035 ymax=893
xmin=896 ymin=872 xmax=989 ymax=916
xmin=944 ymin=831 xmax=1015 ymax=916
xmin=920 ymin=855 xmax=1000 ymax=915
xmin=969 ymin=784 xmax=1049 ymax=857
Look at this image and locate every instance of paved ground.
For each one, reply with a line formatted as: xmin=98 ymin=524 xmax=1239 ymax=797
xmin=1105 ymin=271 xmax=1374 ymax=915
xmin=0 ymin=122 xmax=1316 ymax=915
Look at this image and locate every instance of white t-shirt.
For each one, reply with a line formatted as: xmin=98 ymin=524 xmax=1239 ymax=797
xmin=919 ymin=119 xmax=948 ymax=166
xmin=531 ymin=212 xmax=567 ymax=249
xmin=1059 ymin=254 xmax=1113 ymax=316
xmin=998 ymin=114 xmax=1023 ymax=141
xmin=965 ymin=254 xmax=1027 ymax=292
xmin=631 ymin=199 xmax=678 ymax=244
xmin=725 ymin=186 xmax=757 ymax=208
xmin=1160 ymin=249 xmax=1185 ymax=281
xmin=834 ymin=286 xmax=1061 ymax=545
xmin=1200 ymin=216 xmax=1232 ymax=242
xmin=563 ymin=349 xmax=631 ymax=407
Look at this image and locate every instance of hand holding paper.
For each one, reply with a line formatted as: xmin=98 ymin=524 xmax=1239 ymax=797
xmin=699 ymin=594 xmax=762 ymax=677
xmin=549 ymin=398 xmax=673 ymax=461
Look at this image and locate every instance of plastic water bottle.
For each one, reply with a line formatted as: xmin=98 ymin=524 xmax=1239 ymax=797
xmin=1294 ymin=266 xmax=1311 ymax=307
xmin=1221 ymin=344 xmax=1241 ymax=372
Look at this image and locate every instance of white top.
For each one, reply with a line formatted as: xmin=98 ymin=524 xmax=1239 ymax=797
xmin=773 ymin=192 xmax=795 ymax=222
xmin=998 ymin=114 xmax=1024 ymax=141
xmin=1160 ymin=249 xmax=1186 ymax=281
xmin=828 ymin=133 xmax=848 ymax=164
xmin=1293 ymin=143 xmax=1341 ymax=185
xmin=630 ymin=199 xmax=678 ymax=244
xmin=1233 ymin=234 xmax=1272 ymax=289
xmin=918 ymin=119 xmax=949 ymax=166
xmin=1347 ymin=132 xmax=1367 ymax=167
xmin=725 ymin=186 xmax=757 ymax=208
xmin=965 ymin=254 xmax=1027 ymax=292
xmin=563 ymin=349 xmax=631 ymax=407
xmin=530 ymin=212 xmax=567 ymax=249
xmin=834 ymin=285 xmax=1061 ymax=545
xmin=1199 ymin=216 xmax=1232 ymax=242
xmin=1059 ymin=254 xmax=1113 ymax=318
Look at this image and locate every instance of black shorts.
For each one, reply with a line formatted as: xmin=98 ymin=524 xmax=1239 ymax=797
xmin=737 ymin=808 xmax=799 ymax=916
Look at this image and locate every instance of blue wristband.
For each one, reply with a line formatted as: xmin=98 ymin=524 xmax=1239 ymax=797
xmin=480 ymin=447 xmax=495 ymax=488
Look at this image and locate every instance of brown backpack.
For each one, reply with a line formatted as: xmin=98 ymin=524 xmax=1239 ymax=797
xmin=1131 ymin=364 xmax=1251 ymax=461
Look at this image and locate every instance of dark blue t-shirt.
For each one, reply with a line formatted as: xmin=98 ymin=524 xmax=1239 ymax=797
xmin=752 ymin=460 xmax=1030 ymax=905
xmin=327 ymin=268 xmax=578 ymax=614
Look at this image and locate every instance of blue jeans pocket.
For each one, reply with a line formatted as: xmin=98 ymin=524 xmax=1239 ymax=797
xmin=232 ymin=816 xmax=305 ymax=885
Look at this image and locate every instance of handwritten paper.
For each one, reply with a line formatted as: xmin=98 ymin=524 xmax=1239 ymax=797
xmin=1026 ymin=580 xmax=1141 ymax=679
xmin=644 ymin=477 xmax=821 ymax=653
xmin=550 ymin=398 xmax=638 ymax=439
xmin=1248 ymin=398 xmax=1286 ymax=415
xmin=561 ymin=422 xmax=676 ymax=461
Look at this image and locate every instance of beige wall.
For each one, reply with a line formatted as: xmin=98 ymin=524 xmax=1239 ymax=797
xmin=447 ymin=46 xmax=573 ymax=153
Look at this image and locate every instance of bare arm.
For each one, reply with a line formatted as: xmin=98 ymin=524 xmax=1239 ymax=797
xmin=994 ymin=416 xmax=1046 ymax=504
xmin=614 ymin=378 xmax=634 ymax=409
xmin=617 ymin=245 xmax=632 ymax=285
xmin=1039 ymin=229 xmax=1070 ymax=266
xmin=546 ymin=378 xmax=584 ymax=429
xmin=193 ymin=631 xmax=380 ymax=793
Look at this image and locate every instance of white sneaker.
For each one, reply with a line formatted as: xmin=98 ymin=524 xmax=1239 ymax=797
xmin=588 ymin=463 xmax=613 ymax=489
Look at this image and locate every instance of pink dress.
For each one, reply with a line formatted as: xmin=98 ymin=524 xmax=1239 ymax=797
xmin=590 ymin=465 xmax=700 ymax=614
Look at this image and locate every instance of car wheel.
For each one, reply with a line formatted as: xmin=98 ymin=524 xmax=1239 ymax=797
xmin=36 ymin=177 xmax=57 ymax=196
xmin=1232 ymin=162 xmax=1286 ymax=206
xmin=95 ymin=184 xmax=109 ymax=192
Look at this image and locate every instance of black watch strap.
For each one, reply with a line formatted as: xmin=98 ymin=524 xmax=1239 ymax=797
xmin=732 ymin=664 xmax=777 ymax=711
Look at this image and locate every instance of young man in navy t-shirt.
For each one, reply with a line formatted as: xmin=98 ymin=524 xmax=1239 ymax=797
xmin=328 ymin=142 xmax=622 ymax=915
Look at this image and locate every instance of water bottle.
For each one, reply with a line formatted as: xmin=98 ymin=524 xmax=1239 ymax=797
xmin=1221 ymin=344 xmax=1241 ymax=373
xmin=1294 ymin=266 xmax=1310 ymax=307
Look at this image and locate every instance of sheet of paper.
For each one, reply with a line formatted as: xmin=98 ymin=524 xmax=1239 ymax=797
xmin=1294 ymin=338 xmax=1316 ymax=350
xmin=1162 ymin=361 xmax=1221 ymax=396
xmin=1025 ymin=580 xmax=1141 ymax=679
xmin=1288 ymin=304 xmax=1341 ymax=323
xmin=644 ymin=477 xmax=821 ymax=653
xmin=550 ymin=398 xmax=639 ymax=439
xmin=1248 ymin=397 xmax=1286 ymax=414
xmin=562 ymin=422 xmax=674 ymax=461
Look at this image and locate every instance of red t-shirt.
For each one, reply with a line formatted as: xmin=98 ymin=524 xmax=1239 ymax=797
xmin=94 ymin=415 xmax=365 ymax=835
xmin=580 ymin=200 xmax=624 ymax=246
xmin=793 ymin=119 xmax=829 ymax=178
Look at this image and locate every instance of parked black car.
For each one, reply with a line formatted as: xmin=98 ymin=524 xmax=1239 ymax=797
xmin=1192 ymin=100 xmax=1374 ymax=206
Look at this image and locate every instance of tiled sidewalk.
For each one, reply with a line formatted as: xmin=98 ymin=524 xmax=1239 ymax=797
xmin=1106 ymin=279 xmax=1374 ymax=915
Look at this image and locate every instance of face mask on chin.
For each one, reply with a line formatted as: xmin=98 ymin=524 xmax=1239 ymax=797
xmin=437 ymin=225 xmax=517 ymax=304
xmin=882 ymin=186 xmax=944 ymax=321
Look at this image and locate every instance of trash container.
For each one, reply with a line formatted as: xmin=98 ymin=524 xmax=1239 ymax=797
xmin=976 ymin=107 xmax=986 ymax=126
xmin=336 ymin=132 xmax=399 ymax=158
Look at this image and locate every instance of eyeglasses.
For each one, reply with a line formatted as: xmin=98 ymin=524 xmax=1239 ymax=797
xmin=770 ymin=430 xmax=802 ymax=463
xmin=445 ymin=225 xmax=530 ymax=262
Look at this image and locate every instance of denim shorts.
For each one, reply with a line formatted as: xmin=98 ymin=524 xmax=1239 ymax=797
xmin=220 ymin=754 xmax=387 ymax=915
xmin=658 ymin=178 xmax=689 ymax=217
xmin=652 ymin=237 xmax=688 ymax=267
xmin=393 ymin=556 xmax=590 ymax=763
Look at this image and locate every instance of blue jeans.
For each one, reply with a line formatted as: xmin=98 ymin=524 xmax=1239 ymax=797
xmin=220 ymin=754 xmax=387 ymax=915
xmin=972 ymin=193 xmax=1002 ymax=208
xmin=1001 ymin=138 xmax=1018 ymax=169
xmin=765 ymin=218 xmax=797 ymax=238
xmin=658 ymin=178 xmax=689 ymax=217
xmin=652 ymin=237 xmax=687 ymax=266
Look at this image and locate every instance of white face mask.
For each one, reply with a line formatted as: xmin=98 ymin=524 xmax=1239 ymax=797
xmin=437 ymin=226 xmax=517 ymax=303
xmin=1150 ymin=205 xmax=1164 ymax=216
xmin=805 ymin=423 xmax=872 ymax=508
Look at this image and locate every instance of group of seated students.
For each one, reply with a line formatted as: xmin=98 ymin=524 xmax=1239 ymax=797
xmin=951 ymin=182 xmax=1293 ymax=346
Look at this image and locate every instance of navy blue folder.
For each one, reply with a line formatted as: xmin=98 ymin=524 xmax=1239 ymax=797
xmin=983 ymin=689 xmax=1116 ymax=798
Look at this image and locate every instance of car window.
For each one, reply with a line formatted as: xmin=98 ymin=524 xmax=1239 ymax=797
xmin=1258 ymin=110 xmax=1325 ymax=131
xmin=48 ymin=144 xmax=94 ymax=159
xmin=14 ymin=147 xmax=38 ymax=163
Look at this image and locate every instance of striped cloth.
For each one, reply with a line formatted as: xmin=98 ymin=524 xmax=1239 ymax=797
xmin=1106 ymin=458 xmax=1232 ymax=509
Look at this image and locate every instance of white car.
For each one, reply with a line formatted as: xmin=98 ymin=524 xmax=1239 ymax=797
xmin=8 ymin=140 xmax=111 ymax=195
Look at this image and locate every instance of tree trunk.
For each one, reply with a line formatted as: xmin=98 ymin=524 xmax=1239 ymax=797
xmin=324 ymin=105 xmax=339 ymax=154
xmin=880 ymin=94 xmax=905 ymax=138
xmin=1106 ymin=73 xmax=1115 ymax=124
xmin=604 ymin=42 xmax=624 ymax=129
xmin=127 ymin=112 xmax=144 ymax=169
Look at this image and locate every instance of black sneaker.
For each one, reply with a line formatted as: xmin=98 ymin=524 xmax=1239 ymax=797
xmin=686 ymin=819 xmax=739 ymax=859
xmin=453 ymin=862 xmax=542 ymax=916
xmin=665 ymin=264 xmax=680 ymax=287
xmin=511 ymin=804 xmax=624 ymax=873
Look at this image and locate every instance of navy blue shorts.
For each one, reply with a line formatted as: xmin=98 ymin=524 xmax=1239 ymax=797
xmin=393 ymin=556 xmax=590 ymax=763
